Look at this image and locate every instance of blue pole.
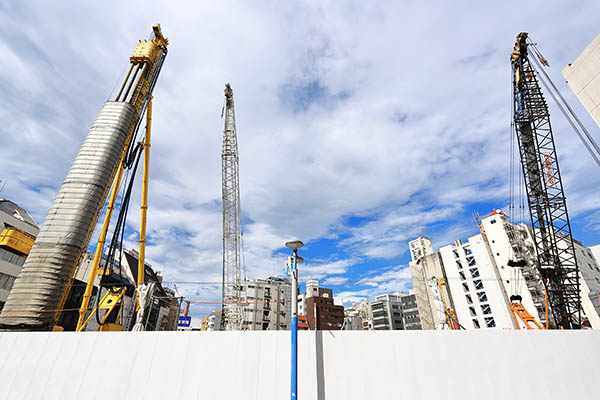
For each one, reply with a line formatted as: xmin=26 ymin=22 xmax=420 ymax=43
xmin=291 ymin=254 xmax=298 ymax=399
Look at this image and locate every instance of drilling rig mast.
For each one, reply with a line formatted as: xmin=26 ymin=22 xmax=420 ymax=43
xmin=510 ymin=32 xmax=581 ymax=329
xmin=0 ymin=25 xmax=168 ymax=331
xmin=221 ymin=83 xmax=242 ymax=330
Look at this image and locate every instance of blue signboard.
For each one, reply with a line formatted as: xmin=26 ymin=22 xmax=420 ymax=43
xmin=178 ymin=316 xmax=191 ymax=327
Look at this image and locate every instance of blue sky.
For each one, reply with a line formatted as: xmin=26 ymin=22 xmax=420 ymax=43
xmin=1 ymin=1 xmax=600 ymax=319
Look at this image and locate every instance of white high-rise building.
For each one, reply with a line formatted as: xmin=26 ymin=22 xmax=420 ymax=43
xmin=440 ymin=235 xmax=515 ymax=330
xmin=474 ymin=209 xmax=600 ymax=329
xmin=478 ymin=210 xmax=547 ymax=328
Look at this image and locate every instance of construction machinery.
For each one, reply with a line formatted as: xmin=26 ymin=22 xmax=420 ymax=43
xmin=221 ymin=84 xmax=243 ymax=330
xmin=437 ymin=278 xmax=462 ymax=330
xmin=510 ymin=32 xmax=581 ymax=329
xmin=509 ymin=295 xmax=544 ymax=330
xmin=0 ymin=25 xmax=168 ymax=331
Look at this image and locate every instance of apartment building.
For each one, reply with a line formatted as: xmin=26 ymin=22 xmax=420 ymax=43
xmin=439 ymin=235 xmax=515 ymax=329
xmin=241 ymin=277 xmax=291 ymax=330
xmin=298 ymin=280 xmax=344 ymax=330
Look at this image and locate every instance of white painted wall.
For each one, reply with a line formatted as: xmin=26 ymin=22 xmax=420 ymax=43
xmin=562 ymin=33 xmax=600 ymax=129
xmin=573 ymin=242 xmax=600 ymax=328
xmin=0 ymin=331 xmax=599 ymax=399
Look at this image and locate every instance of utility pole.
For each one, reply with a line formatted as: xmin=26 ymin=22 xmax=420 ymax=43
xmin=285 ymin=240 xmax=304 ymax=400
xmin=221 ymin=83 xmax=242 ymax=331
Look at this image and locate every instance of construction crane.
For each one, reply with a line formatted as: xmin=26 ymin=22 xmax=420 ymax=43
xmin=510 ymin=32 xmax=581 ymax=329
xmin=0 ymin=25 xmax=168 ymax=331
xmin=437 ymin=279 xmax=462 ymax=330
xmin=221 ymin=83 xmax=243 ymax=330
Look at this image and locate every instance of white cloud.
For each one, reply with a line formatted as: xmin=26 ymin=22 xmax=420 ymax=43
xmin=2 ymin=1 xmax=600 ymax=319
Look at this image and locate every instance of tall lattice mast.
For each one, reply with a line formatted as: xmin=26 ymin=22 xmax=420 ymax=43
xmin=511 ymin=33 xmax=581 ymax=329
xmin=221 ymin=83 xmax=242 ymax=330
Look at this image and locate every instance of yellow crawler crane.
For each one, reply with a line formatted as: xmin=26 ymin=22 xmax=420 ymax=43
xmin=0 ymin=25 xmax=167 ymax=331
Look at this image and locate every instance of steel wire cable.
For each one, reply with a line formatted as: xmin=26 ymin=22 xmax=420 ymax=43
xmin=95 ymin=143 xmax=144 ymax=326
xmin=528 ymin=40 xmax=600 ymax=157
xmin=529 ymin=54 xmax=600 ymax=168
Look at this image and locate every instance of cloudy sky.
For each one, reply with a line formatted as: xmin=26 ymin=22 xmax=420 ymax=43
xmin=1 ymin=1 xmax=600 ymax=318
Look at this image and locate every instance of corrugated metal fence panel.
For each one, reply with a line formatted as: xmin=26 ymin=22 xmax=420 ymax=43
xmin=0 ymin=331 xmax=598 ymax=400
xmin=0 ymin=102 xmax=136 ymax=330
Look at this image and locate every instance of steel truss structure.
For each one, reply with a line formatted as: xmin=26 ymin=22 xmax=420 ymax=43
xmin=221 ymin=83 xmax=242 ymax=330
xmin=511 ymin=32 xmax=581 ymax=329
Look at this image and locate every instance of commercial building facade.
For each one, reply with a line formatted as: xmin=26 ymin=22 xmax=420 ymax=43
xmin=400 ymin=292 xmax=421 ymax=330
xmin=0 ymin=199 xmax=40 ymax=312
xmin=298 ymin=280 xmax=344 ymax=330
xmin=371 ymin=291 xmax=422 ymax=330
xmin=371 ymin=293 xmax=404 ymax=330
xmin=241 ymin=277 xmax=291 ymax=330
xmin=409 ymin=237 xmax=454 ymax=330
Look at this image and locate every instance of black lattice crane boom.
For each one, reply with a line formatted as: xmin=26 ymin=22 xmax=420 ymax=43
xmin=510 ymin=32 xmax=581 ymax=329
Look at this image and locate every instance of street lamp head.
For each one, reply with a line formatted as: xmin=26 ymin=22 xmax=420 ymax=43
xmin=285 ymin=240 xmax=304 ymax=250
xmin=295 ymin=256 xmax=304 ymax=264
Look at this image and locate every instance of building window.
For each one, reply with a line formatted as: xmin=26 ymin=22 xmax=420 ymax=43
xmin=456 ymin=260 xmax=463 ymax=269
xmin=469 ymin=268 xmax=480 ymax=278
xmin=485 ymin=317 xmax=496 ymax=327
xmin=469 ymin=306 xmax=476 ymax=317
xmin=490 ymin=220 xmax=496 ymax=224
xmin=466 ymin=294 xmax=473 ymax=304
xmin=466 ymin=256 xmax=476 ymax=266
xmin=473 ymin=319 xmax=481 ymax=329
xmin=453 ymin=249 xmax=460 ymax=258
xmin=464 ymin=248 xmax=472 ymax=255
xmin=481 ymin=304 xmax=492 ymax=315
xmin=477 ymin=292 xmax=488 ymax=302
xmin=474 ymin=280 xmax=484 ymax=290
xmin=459 ymin=271 xmax=466 ymax=281
xmin=0 ymin=273 xmax=16 ymax=291
xmin=462 ymin=283 xmax=469 ymax=292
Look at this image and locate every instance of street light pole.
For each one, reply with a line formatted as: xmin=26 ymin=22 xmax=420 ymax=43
xmin=285 ymin=240 xmax=304 ymax=400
